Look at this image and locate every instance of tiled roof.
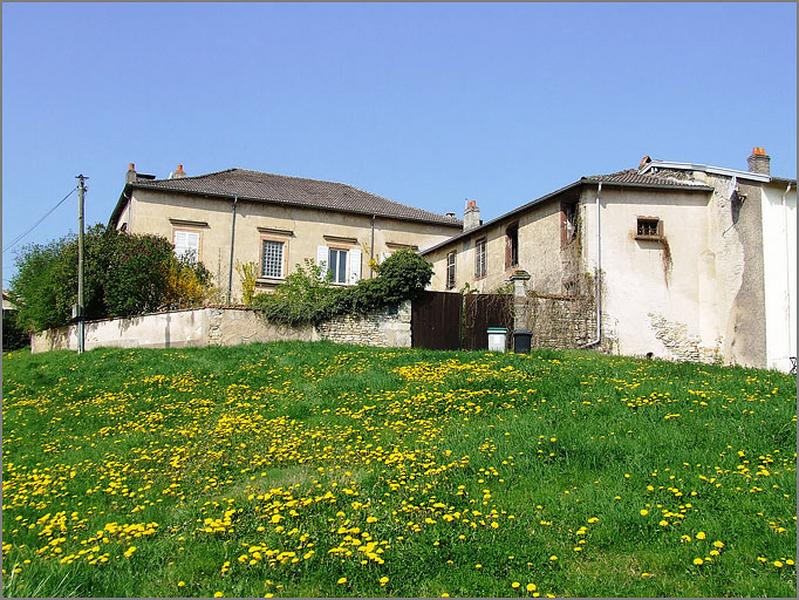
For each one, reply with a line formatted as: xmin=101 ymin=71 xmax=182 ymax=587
xmin=127 ymin=168 xmax=462 ymax=227
xmin=582 ymin=169 xmax=712 ymax=190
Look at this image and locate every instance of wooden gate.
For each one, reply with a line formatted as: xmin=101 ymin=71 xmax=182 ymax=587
xmin=462 ymin=293 xmax=514 ymax=350
xmin=411 ymin=291 xmax=462 ymax=350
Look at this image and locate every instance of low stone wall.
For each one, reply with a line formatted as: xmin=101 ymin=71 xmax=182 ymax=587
xmin=31 ymin=303 xmax=411 ymax=353
xmin=317 ymin=301 xmax=412 ymax=347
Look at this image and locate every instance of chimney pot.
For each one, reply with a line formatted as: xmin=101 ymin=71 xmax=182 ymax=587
xmin=747 ymin=147 xmax=770 ymax=175
xmin=125 ymin=163 xmax=137 ymax=184
xmin=170 ymin=164 xmax=187 ymax=179
xmin=463 ymin=199 xmax=482 ymax=232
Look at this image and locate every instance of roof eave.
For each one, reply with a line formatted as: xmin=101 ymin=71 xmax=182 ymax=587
xmin=582 ymin=178 xmax=714 ymax=192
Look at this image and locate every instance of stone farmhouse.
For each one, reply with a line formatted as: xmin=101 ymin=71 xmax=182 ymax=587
xmin=423 ymin=149 xmax=796 ymax=372
xmin=108 ymin=165 xmax=462 ymax=300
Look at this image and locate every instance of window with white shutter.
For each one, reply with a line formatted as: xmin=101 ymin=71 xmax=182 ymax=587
xmin=328 ymin=248 xmax=348 ymax=284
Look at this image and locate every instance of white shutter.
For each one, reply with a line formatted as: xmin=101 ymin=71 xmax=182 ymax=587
xmin=349 ymin=248 xmax=362 ymax=284
xmin=186 ymin=232 xmax=199 ymax=254
xmin=316 ymin=245 xmax=329 ymax=280
xmin=380 ymin=251 xmax=390 ymax=263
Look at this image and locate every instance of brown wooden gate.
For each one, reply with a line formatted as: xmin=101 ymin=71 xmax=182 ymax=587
xmin=462 ymin=293 xmax=514 ymax=350
xmin=411 ymin=291 xmax=463 ymax=350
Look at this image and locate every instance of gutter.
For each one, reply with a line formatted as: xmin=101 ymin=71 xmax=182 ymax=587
xmin=227 ymin=196 xmax=239 ymax=304
xmin=579 ymin=182 xmax=602 ymax=349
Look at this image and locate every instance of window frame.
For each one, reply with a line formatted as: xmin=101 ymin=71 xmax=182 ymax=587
xmin=172 ymin=227 xmax=203 ymax=263
xmin=474 ymin=237 xmax=487 ymax=279
xmin=327 ymin=246 xmax=349 ymax=285
xmin=635 ymin=216 xmax=664 ymax=240
xmin=505 ymin=222 xmax=519 ymax=270
xmin=446 ymin=251 xmax=457 ymax=289
xmin=259 ymin=236 xmax=287 ymax=281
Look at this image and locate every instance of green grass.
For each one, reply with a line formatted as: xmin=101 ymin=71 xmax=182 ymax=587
xmin=2 ymin=342 xmax=796 ymax=597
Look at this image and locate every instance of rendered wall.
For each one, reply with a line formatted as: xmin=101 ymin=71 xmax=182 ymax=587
xmin=119 ymin=190 xmax=460 ymax=300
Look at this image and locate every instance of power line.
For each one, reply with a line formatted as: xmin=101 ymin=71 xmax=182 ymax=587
xmin=2 ymin=186 xmax=78 ymax=253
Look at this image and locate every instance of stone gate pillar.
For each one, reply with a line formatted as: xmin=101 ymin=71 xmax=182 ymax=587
xmin=509 ymin=270 xmax=531 ymax=332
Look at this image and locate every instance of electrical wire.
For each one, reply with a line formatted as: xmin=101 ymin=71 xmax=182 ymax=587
xmin=3 ymin=186 xmax=78 ymax=253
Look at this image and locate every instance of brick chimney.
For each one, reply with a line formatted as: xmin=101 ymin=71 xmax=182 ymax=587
xmin=747 ymin=147 xmax=770 ymax=175
xmin=463 ymin=199 xmax=482 ymax=232
xmin=125 ymin=162 xmax=137 ymax=183
xmin=170 ymin=164 xmax=187 ymax=179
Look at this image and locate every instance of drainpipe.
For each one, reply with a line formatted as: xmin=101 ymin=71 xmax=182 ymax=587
xmin=369 ymin=214 xmax=376 ymax=278
xmin=226 ymin=196 xmax=238 ymax=304
xmin=579 ymin=182 xmax=602 ymax=348
xmin=782 ymin=183 xmax=793 ymax=363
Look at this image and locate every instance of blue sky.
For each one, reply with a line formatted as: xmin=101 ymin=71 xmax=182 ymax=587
xmin=2 ymin=2 xmax=796 ymax=283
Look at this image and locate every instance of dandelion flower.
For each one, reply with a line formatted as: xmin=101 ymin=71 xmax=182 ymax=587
xmin=213 ymin=593 xmax=223 ymax=598
xmin=549 ymin=555 xmax=558 ymax=561
xmin=379 ymin=576 xmax=389 ymax=586
xmin=693 ymin=558 xmax=704 ymax=566
xmin=337 ymin=577 xmax=347 ymax=584
xmin=178 ymin=581 xmax=185 ymax=588
xmin=526 ymin=583 xmax=537 ymax=592
xmin=511 ymin=582 xmax=521 ymax=589
xmin=713 ymin=541 xmax=724 ymax=549
xmin=696 ymin=531 xmax=706 ymax=540
xmin=773 ymin=560 xmax=784 ymax=568
xmin=640 ymin=509 xmax=649 ymax=516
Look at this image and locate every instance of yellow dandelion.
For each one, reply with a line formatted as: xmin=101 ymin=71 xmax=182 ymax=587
xmin=178 ymin=581 xmax=185 ymax=588
xmin=511 ymin=582 xmax=521 ymax=589
xmin=773 ymin=560 xmax=784 ymax=568
xmin=213 ymin=593 xmax=223 ymax=598
xmin=696 ymin=531 xmax=706 ymax=540
xmin=693 ymin=557 xmax=704 ymax=566
xmin=337 ymin=577 xmax=347 ymax=584
xmin=379 ymin=576 xmax=389 ymax=586
xmin=526 ymin=583 xmax=537 ymax=592
xmin=549 ymin=555 xmax=558 ymax=561
xmin=713 ymin=541 xmax=724 ymax=549
xmin=640 ymin=509 xmax=649 ymax=516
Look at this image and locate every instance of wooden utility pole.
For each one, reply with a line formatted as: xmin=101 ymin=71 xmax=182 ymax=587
xmin=76 ymin=175 xmax=87 ymax=354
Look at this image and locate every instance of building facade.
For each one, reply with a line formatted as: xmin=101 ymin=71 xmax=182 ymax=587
xmin=424 ymin=150 xmax=796 ymax=371
xmin=109 ymin=165 xmax=462 ymax=301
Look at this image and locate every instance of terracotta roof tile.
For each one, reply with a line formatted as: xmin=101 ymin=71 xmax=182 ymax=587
xmin=129 ymin=168 xmax=462 ymax=226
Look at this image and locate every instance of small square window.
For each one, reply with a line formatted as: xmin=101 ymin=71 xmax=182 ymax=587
xmin=636 ymin=218 xmax=662 ymax=239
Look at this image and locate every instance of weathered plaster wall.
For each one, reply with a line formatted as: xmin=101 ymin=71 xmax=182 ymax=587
xmin=579 ymin=185 xmax=714 ymax=360
xmin=121 ymin=190 xmax=460 ymax=300
xmin=761 ymin=184 xmax=797 ymax=371
xmin=31 ymin=304 xmax=412 ymax=353
xmin=426 ymin=199 xmax=565 ymax=293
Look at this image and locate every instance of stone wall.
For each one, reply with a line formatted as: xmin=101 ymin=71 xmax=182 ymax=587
xmin=317 ymin=301 xmax=412 ymax=347
xmin=522 ymin=292 xmax=597 ymax=349
xmin=31 ymin=303 xmax=411 ymax=353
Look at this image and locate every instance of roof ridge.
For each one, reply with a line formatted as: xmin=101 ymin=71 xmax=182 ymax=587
xmin=143 ymin=167 xmax=239 ymax=184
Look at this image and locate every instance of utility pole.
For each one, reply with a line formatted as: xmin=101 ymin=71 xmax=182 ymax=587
xmin=76 ymin=175 xmax=87 ymax=354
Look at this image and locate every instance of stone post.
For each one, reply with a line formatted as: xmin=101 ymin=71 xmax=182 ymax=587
xmin=509 ymin=270 xmax=531 ymax=332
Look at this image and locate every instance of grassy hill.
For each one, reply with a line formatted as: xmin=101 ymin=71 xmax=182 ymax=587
xmin=2 ymin=342 xmax=796 ymax=597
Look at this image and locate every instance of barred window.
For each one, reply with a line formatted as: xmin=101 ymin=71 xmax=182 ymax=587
xmin=636 ymin=217 xmax=662 ymax=238
xmin=475 ymin=237 xmax=487 ymax=278
xmin=446 ymin=251 xmax=456 ymax=289
xmin=261 ymin=239 xmax=285 ymax=279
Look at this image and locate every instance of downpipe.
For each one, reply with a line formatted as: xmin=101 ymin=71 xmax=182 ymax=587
xmin=226 ymin=196 xmax=239 ymax=304
xmin=579 ymin=182 xmax=602 ymax=349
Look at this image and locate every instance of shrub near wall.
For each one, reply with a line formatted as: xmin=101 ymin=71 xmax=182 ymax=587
xmin=252 ymin=249 xmax=433 ymax=325
xmin=8 ymin=225 xmax=215 ymax=333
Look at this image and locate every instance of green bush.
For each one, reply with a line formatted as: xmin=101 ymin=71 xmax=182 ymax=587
xmin=252 ymin=249 xmax=432 ymax=325
xmin=8 ymin=225 xmax=215 ymax=332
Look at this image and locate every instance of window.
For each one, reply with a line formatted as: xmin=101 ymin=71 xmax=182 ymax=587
xmin=261 ymin=239 xmax=285 ymax=279
xmin=446 ymin=251 xmax=457 ymax=289
xmin=328 ymin=248 xmax=348 ymax=284
xmin=174 ymin=230 xmax=200 ymax=262
xmin=474 ymin=238 xmax=487 ymax=278
xmin=505 ymin=223 xmax=519 ymax=269
xmin=636 ymin=217 xmax=662 ymax=239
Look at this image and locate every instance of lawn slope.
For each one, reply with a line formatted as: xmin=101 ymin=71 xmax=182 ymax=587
xmin=2 ymin=343 xmax=796 ymax=597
